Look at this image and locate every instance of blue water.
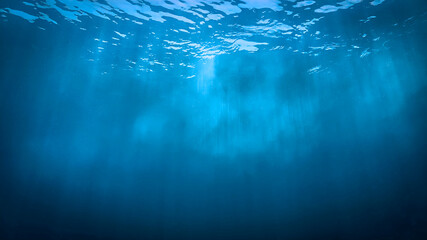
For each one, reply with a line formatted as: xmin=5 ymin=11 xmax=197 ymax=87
xmin=1 ymin=1 xmax=426 ymax=239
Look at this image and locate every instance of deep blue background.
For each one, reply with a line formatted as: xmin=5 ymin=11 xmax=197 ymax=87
xmin=1 ymin=1 xmax=427 ymax=239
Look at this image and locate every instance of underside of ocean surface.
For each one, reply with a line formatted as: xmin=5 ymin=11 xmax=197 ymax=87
xmin=0 ymin=0 xmax=427 ymax=239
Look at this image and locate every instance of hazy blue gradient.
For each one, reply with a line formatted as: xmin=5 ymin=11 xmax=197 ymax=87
xmin=1 ymin=0 xmax=427 ymax=239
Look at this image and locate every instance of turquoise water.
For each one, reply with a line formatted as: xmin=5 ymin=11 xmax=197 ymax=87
xmin=1 ymin=1 xmax=427 ymax=239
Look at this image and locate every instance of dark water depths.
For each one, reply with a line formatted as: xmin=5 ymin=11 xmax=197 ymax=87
xmin=1 ymin=0 xmax=427 ymax=239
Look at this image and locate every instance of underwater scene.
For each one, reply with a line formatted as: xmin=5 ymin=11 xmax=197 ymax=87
xmin=0 ymin=0 xmax=426 ymax=239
